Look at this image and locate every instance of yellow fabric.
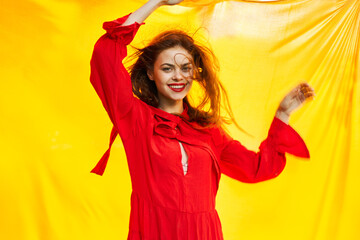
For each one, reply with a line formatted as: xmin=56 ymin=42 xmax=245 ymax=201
xmin=1 ymin=0 xmax=359 ymax=239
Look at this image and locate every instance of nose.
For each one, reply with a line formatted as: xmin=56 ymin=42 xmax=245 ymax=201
xmin=172 ymin=68 xmax=184 ymax=81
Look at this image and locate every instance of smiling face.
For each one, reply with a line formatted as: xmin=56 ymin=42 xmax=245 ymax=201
xmin=147 ymin=46 xmax=194 ymax=110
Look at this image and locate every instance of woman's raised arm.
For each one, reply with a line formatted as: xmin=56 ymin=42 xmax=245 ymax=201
xmin=216 ymin=117 xmax=310 ymax=183
xmin=214 ymin=83 xmax=314 ymax=182
xmin=123 ymin=0 xmax=184 ymax=26
xmin=90 ymin=0 xmax=183 ymax=175
xmin=90 ymin=0 xmax=185 ymax=129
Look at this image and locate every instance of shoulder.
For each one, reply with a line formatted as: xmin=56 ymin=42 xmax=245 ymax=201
xmin=205 ymin=125 xmax=233 ymax=148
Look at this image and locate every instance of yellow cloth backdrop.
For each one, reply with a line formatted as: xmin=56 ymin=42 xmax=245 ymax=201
xmin=1 ymin=0 xmax=359 ymax=239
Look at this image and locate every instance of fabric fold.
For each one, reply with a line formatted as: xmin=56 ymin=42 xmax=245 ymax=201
xmin=91 ymin=126 xmax=118 ymax=175
xmin=102 ymin=13 xmax=145 ymax=43
xmin=270 ymin=117 xmax=310 ymax=158
xmin=128 ymin=192 xmax=224 ymax=240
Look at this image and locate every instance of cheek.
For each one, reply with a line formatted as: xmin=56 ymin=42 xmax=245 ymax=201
xmin=186 ymin=74 xmax=194 ymax=85
xmin=187 ymin=79 xmax=193 ymax=90
xmin=188 ymin=70 xmax=195 ymax=82
xmin=154 ymin=72 xmax=169 ymax=85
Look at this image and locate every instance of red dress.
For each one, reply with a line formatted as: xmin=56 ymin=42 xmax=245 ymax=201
xmin=90 ymin=14 xmax=310 ymax=240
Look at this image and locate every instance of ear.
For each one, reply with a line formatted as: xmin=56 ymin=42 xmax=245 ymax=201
xmin=147 ymin=70 xmax=154 ymax=81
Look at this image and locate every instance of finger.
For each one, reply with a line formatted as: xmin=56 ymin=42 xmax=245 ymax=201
xmin=300 ymin=83 xmax=315 ymax=91
xmin=302 ymin=88 xmax=315 ymax=94
xmin=300 ymin=86 xmax=315 ymax=96
xmin=304 ymin=92 xmax=314 ymax=97
xmin=299 ymin=82 xmax=310 ymax=88
xmin=298 ymin=91 xmax=306 ymax=102
xmin=300 ymin=85 xmax=311 ymax=92
xmin=288 ymin=83 xmax=314 ymax=102
xmin=299 ymin=88 xmax=315 ymax=101
xmin=299 ymin=87 xmax=312 ymax=102
xmin=300 ymin=83 xmax=315 ymax=95
xmin=304 ymin=92 xmax=316 ymax=100
xmin=301 ymin=86 xmax=315 ymax=95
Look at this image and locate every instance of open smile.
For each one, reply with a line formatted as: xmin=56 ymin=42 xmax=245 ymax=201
xmin=168 ymin=83 xmax=187 ymax=92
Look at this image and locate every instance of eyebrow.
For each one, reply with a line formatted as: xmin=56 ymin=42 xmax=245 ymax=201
xmin=160 ymin=63 xmax=192 ymax=67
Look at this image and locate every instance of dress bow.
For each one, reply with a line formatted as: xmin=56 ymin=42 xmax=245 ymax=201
xmin=154 ymin=121 xmax=179 ymax=139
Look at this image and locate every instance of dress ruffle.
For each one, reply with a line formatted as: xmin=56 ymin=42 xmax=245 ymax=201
xmin=103 ymin=13 xmax=145 ymax=43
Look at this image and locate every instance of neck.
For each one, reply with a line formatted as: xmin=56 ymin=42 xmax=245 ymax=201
xmin=158 ymin=100 xmax=184 ymax=114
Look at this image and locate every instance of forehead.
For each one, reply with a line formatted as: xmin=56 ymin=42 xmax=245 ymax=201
xmin=155 ymin=46 xmax=193 ymax=65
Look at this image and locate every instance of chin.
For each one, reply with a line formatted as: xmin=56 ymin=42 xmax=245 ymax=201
xmin=168 ymin=96 xmax=186 ymax=102
xmin=170 ymin=92 xmax=189 ymax=101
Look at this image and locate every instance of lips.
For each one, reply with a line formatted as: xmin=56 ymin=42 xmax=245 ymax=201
xmin=168 ymin=83 xmax=187 ymax=92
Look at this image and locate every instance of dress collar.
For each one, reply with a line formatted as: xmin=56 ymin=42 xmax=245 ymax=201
xmin=148 ymin=102 xmax=189 ymax=123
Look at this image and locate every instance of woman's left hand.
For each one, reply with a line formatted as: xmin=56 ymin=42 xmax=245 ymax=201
xmin=276 ymin=83 xmax=315 ymax=122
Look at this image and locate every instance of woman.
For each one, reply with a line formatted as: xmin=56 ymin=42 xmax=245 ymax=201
xmin=90 ymin=0 xmax=315 ymax=239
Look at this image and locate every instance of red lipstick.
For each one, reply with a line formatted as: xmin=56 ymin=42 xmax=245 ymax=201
xmin=168 ymin=83 xmax=186 ymax=92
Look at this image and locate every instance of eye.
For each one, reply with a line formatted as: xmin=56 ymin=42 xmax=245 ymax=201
xmin=161 ymin=67 xmax=172 ymax=72
xmin=181 ymin=66 xmax=192 ymax=72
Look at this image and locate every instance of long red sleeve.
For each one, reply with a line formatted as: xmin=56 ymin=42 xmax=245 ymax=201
xmin=90 ymin=14 xmax=144 ymax=175
xmin=90 ymin=14 xmax=143 ymax=125
xmin=218 ymin=117 xmax=310 ymax=183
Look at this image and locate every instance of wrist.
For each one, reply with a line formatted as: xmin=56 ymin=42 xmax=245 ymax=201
xmin=275 ymin=110 xmax=290 ymax=125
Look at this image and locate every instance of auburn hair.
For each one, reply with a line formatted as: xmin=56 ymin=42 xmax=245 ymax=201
xmin=127 ymin=29 xmax=241 ymax=130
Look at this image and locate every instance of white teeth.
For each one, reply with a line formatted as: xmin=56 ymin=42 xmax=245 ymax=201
xmin=169 ymin=85 xmax=185 ymax=89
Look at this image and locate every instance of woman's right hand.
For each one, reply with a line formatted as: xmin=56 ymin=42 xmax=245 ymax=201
xmin=123 ymin=0 xmax=184 ymax=26
xmin=159 ymin=0 xmax=184 ymax=6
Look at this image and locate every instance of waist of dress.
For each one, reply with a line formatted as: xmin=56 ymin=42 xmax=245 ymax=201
xmin=131 ymin=191 xmax=217 ymax=214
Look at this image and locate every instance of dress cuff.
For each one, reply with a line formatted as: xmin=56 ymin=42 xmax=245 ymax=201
xmin=102 ymin=13 xmax=145 ymax=44
xmin=91 ymin=126 xmax=118 ymax=175
xmin=268 ymin=117 xmax=310 ymax=159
